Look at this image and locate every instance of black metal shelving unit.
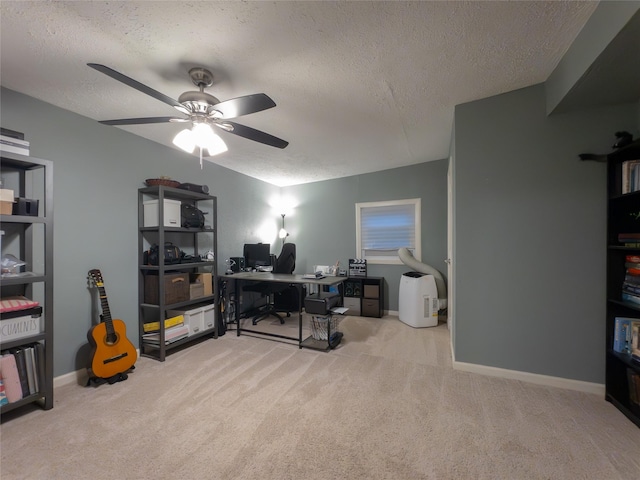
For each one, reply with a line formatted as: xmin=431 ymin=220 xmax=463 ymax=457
xmin=604 ymin=140 xmax=640 ymax=428
xmin=138 ymin=186 xmax=218 ymax=361
xmin=0 ymin=150 xmax=54 ymax=414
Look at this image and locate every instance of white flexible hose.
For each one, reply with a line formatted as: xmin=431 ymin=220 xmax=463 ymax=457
xmin=398 ymin=247 xmax=447 ymax=309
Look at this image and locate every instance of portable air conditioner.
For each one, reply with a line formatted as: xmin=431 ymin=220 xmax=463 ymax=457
xmin=398 ymin=272 xmax=438 ymax=328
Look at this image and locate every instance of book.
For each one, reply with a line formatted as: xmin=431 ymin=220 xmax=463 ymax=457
xmin=626 ymin=255 xmax=640 ymax=264
xmin=0 ymin=354 xmax=23 ymax=403
xmin=624 ymin=274 xmax=640 ymax=285
xmin=24 ymin=345 xmax=36 ymax=395
xmin=143 ymin=314 xmax=184 ymax=333
xmin=613 ymin=317 xmax=633 ymax=353
xmin=628 ymin=369 xmax=640 ymax=406
xmin=142 ymin=324 xmax=189 ymax=345
xmin=0 ymin=380 xmax=8 ymax=406
xmin=622 ymin=159 xmax=640 ymax=194
xmin=34 ymin=342 xmax=45 ymax=393
xmin=27 ymin=345 xmax=39 ymax=393
xmin=11 ymin=348 xmax=30 ymax=397
xmin=632 ymin=321 xmax=640 ymax=361
xmin=622 ymin=292 xmax=640 ymax=306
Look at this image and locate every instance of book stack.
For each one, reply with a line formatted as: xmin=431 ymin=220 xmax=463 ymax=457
xmin=142 ymin=314 xmax=184 ymax=333
xmin=622 ymin=159 xmax=640 ymax=194
xmin=618 ymin=234 xmax=640 ymax=248
xmin=622 ymin=255 xmax=640 ymax=306
xmin=142 ymin=323 xmax=189 ymax=345
xmin=0 ymin=343 xmax=44 ymax=405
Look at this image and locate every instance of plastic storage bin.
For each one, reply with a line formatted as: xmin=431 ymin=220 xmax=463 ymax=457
xmin=143 ymin=199 xmax=181 ymax=227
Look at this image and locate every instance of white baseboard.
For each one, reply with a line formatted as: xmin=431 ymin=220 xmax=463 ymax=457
xmin=53 ymin=369 xmax=87 ymax=388
xmin=452 ymin=359 xmax=605 ymax=396
xmin=53 ymin=349 xmax=141 ymax=389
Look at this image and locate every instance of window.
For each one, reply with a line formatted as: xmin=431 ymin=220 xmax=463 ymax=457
xmin=355 ymin=198 xmax=421 ymax=264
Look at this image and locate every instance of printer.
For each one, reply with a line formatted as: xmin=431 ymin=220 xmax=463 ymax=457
xmin=304 ymin=291 xmax=341 ymax=315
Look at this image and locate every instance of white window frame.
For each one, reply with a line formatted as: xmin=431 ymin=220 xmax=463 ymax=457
xmin=355 ymin=198 xmax=421 ymax=265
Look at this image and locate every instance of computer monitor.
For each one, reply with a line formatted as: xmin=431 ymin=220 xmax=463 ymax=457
xmin=243 ymin=243 xmax=271 ymax=269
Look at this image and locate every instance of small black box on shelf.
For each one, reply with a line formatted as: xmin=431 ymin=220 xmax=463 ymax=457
xmin=12 ymin=198 xmax=39 ymax=216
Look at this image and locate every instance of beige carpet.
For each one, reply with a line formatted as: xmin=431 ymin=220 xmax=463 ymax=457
xmin=1 ymin=315 xmax=640 ymax=479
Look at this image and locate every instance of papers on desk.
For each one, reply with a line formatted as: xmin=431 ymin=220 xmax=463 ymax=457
xmin=330 ymin=307 xmax=348 ymax=315
xmin=303 ymin=271 xmax=325 ymax=279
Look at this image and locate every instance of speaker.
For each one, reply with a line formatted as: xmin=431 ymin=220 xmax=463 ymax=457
xmin=177 ymin=182 xmax=209 ymax=194
xmin=230 ymin=257 xmax=245 ymax=272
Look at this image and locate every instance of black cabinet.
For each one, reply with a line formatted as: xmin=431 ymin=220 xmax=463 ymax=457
xmin=342 ymin=276 xmax=384 ymax=318
xmin=138 ymin=186 xmax=218 ymax=361
xmin=0 ymin=151 xmax=53 ymax=413
xmin=604 ymin=140 xmax=640 ymax=428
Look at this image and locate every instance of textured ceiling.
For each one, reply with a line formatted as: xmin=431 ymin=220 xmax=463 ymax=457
xmin=0 ymin=1 xmax=598 ymax=186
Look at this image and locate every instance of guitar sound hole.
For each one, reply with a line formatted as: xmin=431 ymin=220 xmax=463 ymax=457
xmin=104 ymin=332 xmax=119 ymax=346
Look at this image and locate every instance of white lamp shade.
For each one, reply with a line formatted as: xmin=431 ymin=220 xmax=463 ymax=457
xmin=173 ymin=123 xmax=228 ymax=157
xmin=173 ymin=128 xmax=196 ymax=153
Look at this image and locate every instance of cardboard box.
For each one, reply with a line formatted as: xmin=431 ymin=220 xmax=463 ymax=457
xmin=189 ymin=283 xmax=205 ymax=300
xmin=0 ymin=189 xmax=14 ymax=202
xmin=190 ymin=273 xmax=212 ymax=296
xmin=0 ymin=307 xmax=43 ymax=342
xmin=0 ymin=189 xmax=14 ymax=215
xmin=143 ymin=199 xmax=181 ymax=227
xmin=0 ymin=201 xmax=12 ymax=215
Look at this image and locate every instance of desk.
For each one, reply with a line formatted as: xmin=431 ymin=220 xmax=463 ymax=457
xmin=224 ymin=272 xmax=345 ymax=348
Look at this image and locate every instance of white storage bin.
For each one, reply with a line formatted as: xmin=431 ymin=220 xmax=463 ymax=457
xmin=167 ymin=303 xmax=215 ymax=336
xmin=168 ymin=305 xmax=204 ymax=336
xmin=202 ymin=304 xmax=215 ymax=331
xmin=143 ymin=199 xmax=181 ymax=227
xmin=0 ymin=307 xmax=43 ymax=342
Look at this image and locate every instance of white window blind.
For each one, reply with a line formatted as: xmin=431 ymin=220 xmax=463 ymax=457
xmin=356 ymin=199 xmax=421 ymax=264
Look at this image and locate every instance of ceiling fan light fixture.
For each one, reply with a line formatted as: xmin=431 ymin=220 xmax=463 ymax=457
xmin=172 ymin=128 xmax=196 ymax=153
xmin=193 ymin=123 xmax=228 ymax=157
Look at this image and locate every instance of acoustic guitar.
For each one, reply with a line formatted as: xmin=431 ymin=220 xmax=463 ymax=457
xmin=87 ymin=269 xmax=137 ymax=379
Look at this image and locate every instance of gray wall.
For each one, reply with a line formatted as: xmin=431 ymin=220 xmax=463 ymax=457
xmin=1 ymin=87 xmax=279 ymax=376
xmin=453 ymin=83 xmax=639 ymax=383
xmin=284 ymin=161 xmax=448 ymax=312
xmin=1 ymin=87 xmax=448 ymax=377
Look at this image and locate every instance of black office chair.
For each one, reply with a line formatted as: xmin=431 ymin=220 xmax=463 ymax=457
xmin=251 ymin=243 xmax=298 ymax=325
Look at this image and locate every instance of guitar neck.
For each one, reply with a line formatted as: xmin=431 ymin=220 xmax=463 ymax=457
xmin=96 ymin=285 xmax=116 ymax=337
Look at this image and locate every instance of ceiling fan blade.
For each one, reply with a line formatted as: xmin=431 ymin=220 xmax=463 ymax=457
xmin=212 ymin=94 xmax=276 ymax=119
xmin=99 ymin=116 xmax=185 ymax=126
xmin=218 ymin=121 xmax=288 ymax=149
xmin=88 ymin=63 xmax=186 ymax=112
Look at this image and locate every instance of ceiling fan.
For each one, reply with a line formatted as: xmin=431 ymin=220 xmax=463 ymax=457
xmin=87 ymin=63 xmax=289 ymax=156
